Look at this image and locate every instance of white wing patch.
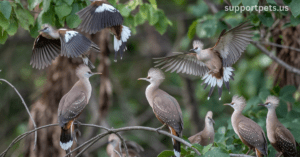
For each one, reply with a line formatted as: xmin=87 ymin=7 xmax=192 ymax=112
xmin=65 ymin=31 xmax=78 ymax=43
xmin=95 ymin=4 xmax=117 ymax=13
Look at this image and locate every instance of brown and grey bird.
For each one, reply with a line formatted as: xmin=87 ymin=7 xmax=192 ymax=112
xmin=106 ymin=134 xmax=144 ymax=157
xmin=188 ymin=111 xmax=215 ymax=146
xmin=31 ymin=24 xmax=100 ymax=69
xmin=259 ymin=95 xmax=298 ymax=157
xmin=225 ymin=95 xmax=268 ymax=157
xmin=154 ymin=22 xmax=253 ymax=100
xmin=76 ymin=0 xmax=131 ymax=61
xmin=58 ymin=65 xmax=101 ymax=152
xmin=138 ymin=68 xmax=184 ymax=157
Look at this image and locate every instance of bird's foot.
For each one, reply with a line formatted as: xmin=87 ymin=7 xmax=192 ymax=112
xmin=246 ymin=148 xmax=251 ymax=155
xmin=156 ymin=124 xmax=166 ymax=133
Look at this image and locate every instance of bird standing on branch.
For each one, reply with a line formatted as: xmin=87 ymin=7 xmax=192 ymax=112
xmin=76 ymin=0 xmax=131 ymax=61
xmin=259 ymin=96 xmax=298 ymax=157
xmin=106 ymin=134 xmax=144 ymax=157
xmin=138 ymin=68 xmax=184 ymax=157
xmin=58 ymin=65 xmax=101 ymax=153
xmin=225 ymin=95 xmax=268 ymax=157
xmin=188 ymin=111 xmax=215 ymax=146
xmin=31 ymin=24 xmax=100 ymax=69
xmin=154 ymin=22 xmax=253 ymax=100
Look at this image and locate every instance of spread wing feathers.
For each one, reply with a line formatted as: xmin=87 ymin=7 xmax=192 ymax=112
xmin=153 ymin=52 xmax=209 ymax=76
xmin=31 ymin=35 xmax=61 ymax=69
xmin=188 ymin=132 xmax=202 ymax=144
xmin=59 ymin=31 xmax=100 ymax=58
xmin=213 ymin=22 xmax=253 ymax=67
xmin=153 ymin=91 xmax=183 ymax=134
xmin=275 ymin=126 xmax=297 ymax=156
xmin=76 ymin=1 xmax=123 ymax=34
xmin=58 ymin=92 xmax=87 ymax=127
xmin=238 ymin=121 xmax=268 ymax=156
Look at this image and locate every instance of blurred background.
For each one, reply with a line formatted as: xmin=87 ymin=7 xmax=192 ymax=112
xmin=0 ymin=0 xmax=300 ymax=156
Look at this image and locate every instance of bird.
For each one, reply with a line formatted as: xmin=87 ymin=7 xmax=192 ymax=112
xmin=188 ymin=111 xmax=215 ymax=146
xmin=138 ymin=68 xmax=184 ymax=157
xmin=106 ymin=134 xmax=144 ymax=157
xmin=76 ymin=0 xmax=131 ymax=61
xmin=259 ymin=95 xmax=298 ymax=157
xmin=225 ymin=95 xmax=268 ymax=157
xmin=31 ymin=24 xmax=100 ymax=70
xmin=153 ymin=22 xmax=253 ymax=100
xmin=57 ymin=64 xmax=101 ymax=153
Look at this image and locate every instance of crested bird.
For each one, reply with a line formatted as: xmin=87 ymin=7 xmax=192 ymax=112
xmin=154 ymin=22 xmax=253 ymax=100
xmin=259 ymin=95 xmax=298 ymax=157
xmin=58 ymin=65 xmax=101 ymax=153
xmin=138 ymin=68 xmax=184 ymax=157
xmin=225 ymin=95 xmax=268 ymax=157
xmin=106 ymin=134 xmax=144 ymax=157
xmin=188 ymin=111 xmax=215 ymax=146
xmin=31 ymin=24 xmax=100 ymax=69
xmin=76 ymin=0 xmax=131 ymax=61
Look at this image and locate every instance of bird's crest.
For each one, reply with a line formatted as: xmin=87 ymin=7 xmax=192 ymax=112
xmin=265 ymin=95 xmax=279 ymax=106
xmin=193 ymin=40 xmax=204 ymax=49
xmin=232 ymin=95 xmax=246 ymax=106
xmin=148 ymin=68 xmax=165 ymax=80
xmin=76 ymin=64 xmax=91 ymax=76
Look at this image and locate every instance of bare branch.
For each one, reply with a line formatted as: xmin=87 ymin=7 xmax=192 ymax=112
xmin=251 ymin=41 xmax=300 ymax=76
xmin=259 ymin=41 xmax=300 ymax=52
xmin=0 ymin=78 xmax=38 ymax=151
xmin=230 ymin=154 xmax=255 ymax=157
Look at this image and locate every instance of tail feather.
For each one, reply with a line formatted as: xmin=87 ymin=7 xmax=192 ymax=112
xmin=255 ymin=148 xmax=265 ymax=157
xmin=113 ymin=25 xmax=131 ymax=62
xmin=60 ymin=128 xmax=73 ymax=151
xmin=202 ymin=67 xmax=234 ymax=100
xmin=169 ymin=127 xmax=181 ymax=157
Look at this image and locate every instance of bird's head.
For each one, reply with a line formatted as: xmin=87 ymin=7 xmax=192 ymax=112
xmin=190 ymin=40 xmax=203 ymax=54
xmin=38 ymin=24 xmax=54 ymax=34
xmin=258 ymin=95 xmax=279 ymax=109
xmin=224 ymin=95 xmax=247 ymax=111
xmin=138 ymin=68 xmax=165 ymax=85
xmin=108 ymin=134 xmax=120 ymax=147
xmin=76 ymin=64 xmax=101 ymax=79
xmin=205 ymin=111 xmax=215 ymax=125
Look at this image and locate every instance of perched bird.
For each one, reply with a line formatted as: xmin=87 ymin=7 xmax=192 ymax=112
xmin=138 ymin=68 xmax=184 ymax=157
xmin=259 ymin=95 xmax=298 ymax=157
xmin=225 ymin=95 xmax=268 ymax=157
xmin=58 ymin=65 xmax=101 ymax=153
xmin=154 ymin=22 xmax=253 ymax=100
xmin=188 ymin=111 xmax=215 ymax=146
xmin=31 ymin=24 xmax=100 ymax=69
xmin=76 ymin=0 xmax=131 ymax=61
xmin=106 ymin=134 xmax=144 ymax=157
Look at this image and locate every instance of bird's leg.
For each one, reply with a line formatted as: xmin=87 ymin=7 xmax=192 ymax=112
xmin=245 ymin=148 xmax=251 ymax=155
xmin=275 ymin=152 xmax=283 ymax=157
xmin=156 ymin=123 xmax=166 ymax=133
xmin=73 ymin=120 xmax=81 ymax=140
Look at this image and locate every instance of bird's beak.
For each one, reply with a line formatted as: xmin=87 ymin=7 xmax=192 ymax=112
xmin=38 ymin=28 xmax=46 ymax=32
xmin=138 ymin=78 xmax=147 ymax=81
xmin=189 ymin=49 xmax=195 ymax=52
xmin=208 ymin=117 xmax=215 ymax=124
xmin=258 ymin=103 xmax=266 ymax=106
xmin=224 ymin=103 xmax=230 ymax=106
xmin=92 ymin=72 xmax=102 ymax=76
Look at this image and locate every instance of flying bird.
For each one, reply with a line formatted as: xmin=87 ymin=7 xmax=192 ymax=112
xmin=154 ymin=22 xmax=253 ymax=100
xmin=138 ymin=68 xmax=183 ymax=157
xmin=31 ymin=24 xmax=100 ymax=69
xmin=58 ymin=65 xmax=101 ymax=153
xmin=259 ymin=96 xmax=298 ymax=157
xmin=225 ymin=95 xmax=268 ymax=157
xmin=76 ymin=0 xmax=131 ymax=61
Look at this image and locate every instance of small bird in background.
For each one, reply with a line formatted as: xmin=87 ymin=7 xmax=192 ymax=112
xmin=31 ymin=24 xmax=100 ymax=69
xmin=259 ymin=95 xmax=298 ymax=157
xmin=76 ymin=0 xmax=131 ymax=61
xmin=225 ymin=95 xmax=268 ymax=157
xmin=106 ymin=134 xmax=144 ymax=157
xmin=58 ymin=65 xmax=101 ymax=153
xmin=154 ymin=22 xmax=253 ymax=100
xmin=138 ymin=68 xmax=184 ymax=157
xmin=188 ymin=111 xmax=215 ymax=146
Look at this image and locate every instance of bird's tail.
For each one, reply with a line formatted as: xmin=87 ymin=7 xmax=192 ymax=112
xmin=60 ymin=127 xmax=73 ymax=151
xmin=169 ymin=127 xmax=181 ymax=157
xmin=202 ymin=67 xmax=234 ymax=100
xmin=113 ymin=25 xmax=131 ymax=62
xmin=81 ymin=55 xmax=95 ymax=69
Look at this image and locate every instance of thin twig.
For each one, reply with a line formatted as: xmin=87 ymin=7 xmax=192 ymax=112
xmin=0 ymin=78 xmax=38 ymax=151
xmin=259 ymin=41 xmax=300 ymax=52
xmin=251 ymin=41 xmax=300 ymax=76
xmin=113 ymin=149 xmax=122 ymax=157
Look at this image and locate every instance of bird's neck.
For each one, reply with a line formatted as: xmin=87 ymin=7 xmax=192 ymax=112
xmin=203 ymin=122 xmax=214 ymax=134
xmin=79 ymin=78 xmax=92 ymax=100
xmin=266 ymin=109 xmax=278 ymax=130
xmin=231 ymin=110 xmax=243 ymax=133
xmin=145 ymin=83 xmax=159 ymax=108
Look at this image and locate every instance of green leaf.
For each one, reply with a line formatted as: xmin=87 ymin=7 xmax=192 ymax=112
xmin=0 ymin=1 xmax=12 ymax=19
xmin=187 ymin=20 xmax=197 ymax=39
xmin=148 ymin=5 xmax=159 ymax=25
xmin=55 ymin=2 xmax=72 ymax=19
xmin=127 ymin=0 xmax=142 ymax=10
xmin=63 ymin=0 xmax=74 ymax=6
xmin=154 ymin=11 xmax=169 ymax=35
xmin=28 ymin=0 xmax=42 ymax=10
xmin=258 ymin=12 xmax=274 ymax=27
xmin=290 ymin=15 xmax=300 ymax=26
xmin=202 ymin=143 xmax=213 ymax=154
xmin=43 ymin=0 xmax=51 ymax=12
xmin=279 ymin=85 xmax=296 ymax=103
xmin=148 ymin=0 xmax=157 ymax=9
xmin=6 ymin=16 xmax=18 ymax=35
xmin=196 ymin=19 xmax=218 ymax=38
xmin=134 ymin=10 xmax=146 ymax=26
xmin=231 ymin=0 xmax=241 ymax=6
xmin=266 ymin=0 xmax=276 ymax=5
xmin=157 ymin=150 xmax=174 ymax=157
xmin=204 ymin=147 xmax=230 ymax=157
xmin=289 ymin=0 xmax=300 ymax=17
xmin=119 ymin=5 xmax=132 ymax=17
xmin=0 ymin=13 xmax=9 ymax=30
xmin=14 ymin=5 xmax=35 ymax=30
xmin=66 ymin=3 xmax=82 ymax=28
xmin=242 ymin=0 xmax=259 ymax=7
xmin=0 ymin=29 xmax=8 ymax=44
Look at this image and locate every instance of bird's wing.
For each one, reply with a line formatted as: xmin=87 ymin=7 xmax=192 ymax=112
xmin=275 ymin=125 xmax=297 ymax=156
xmin=76 ymin=1 xmax=123 ymax=34
xmin=59 ymin=29 xmax=100 ymax=58
xmin=213 ymin=22 xmax=253 ymax=67
xmin=153 ymin=52 xmax=209 ymax=76
xmin=153 ymin=90 xmax=183 ymax=134
xmin=238 ymin=120 xmax=268 ymax=155
xmin=188 ymin=132 xmax=202 ymax=144
xmin=31 ymin=34 xmax=61 ymax=69
xmin=58 ymin=91 xmax=87 ymax=126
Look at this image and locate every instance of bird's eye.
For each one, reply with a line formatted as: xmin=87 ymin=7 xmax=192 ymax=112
xmin=147 ymin=76 xmax=151 ymax=79
xmin=88 ymin=71 xmax=92 ymax=74
xmin=195 ymin=47 xmax=198 ymax=49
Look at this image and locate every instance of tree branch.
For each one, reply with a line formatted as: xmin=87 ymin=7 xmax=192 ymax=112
xmin=259 ymin=41 xmax=300 ymax=52
xmin=0 ymin=78 xmax=38 ymax=151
